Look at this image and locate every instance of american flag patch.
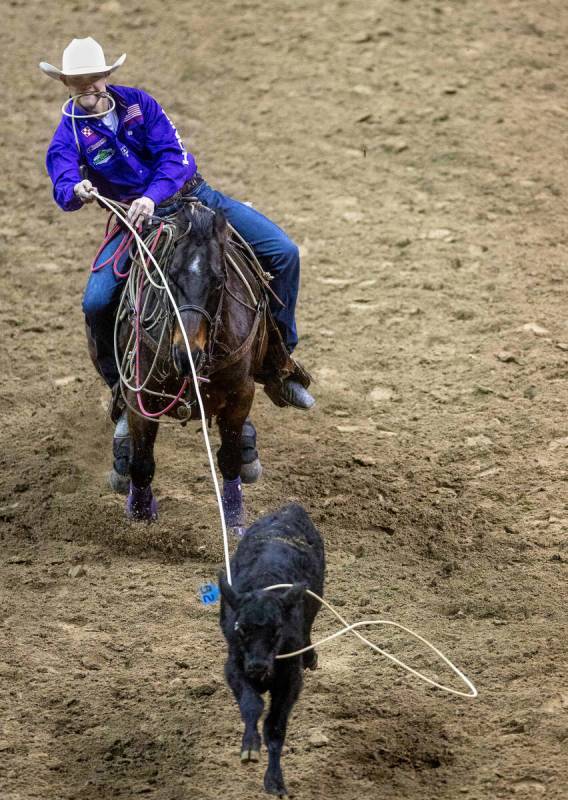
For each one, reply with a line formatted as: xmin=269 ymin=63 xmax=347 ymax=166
xmin=124 ymin=103 xmax=143 ymax=124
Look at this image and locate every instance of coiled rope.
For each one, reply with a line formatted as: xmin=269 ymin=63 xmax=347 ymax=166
xmin=94 ymin=191 xmax=234 ymax=585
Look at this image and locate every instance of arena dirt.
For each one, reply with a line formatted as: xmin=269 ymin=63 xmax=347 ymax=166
xmin=1 ymin=1 xmax=568 ymax=798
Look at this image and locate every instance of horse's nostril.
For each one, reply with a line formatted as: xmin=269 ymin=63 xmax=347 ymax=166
xmin=173 ymin=344 xmax=204 ymax=376
xmin=190 ymin=348 xmax=204 ymax=369
xmin=173 ymin=344 xmax=189 ymax=375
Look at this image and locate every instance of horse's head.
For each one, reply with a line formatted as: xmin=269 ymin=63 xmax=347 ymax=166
xmin=168 ymin=203 xmax=227 ymax=376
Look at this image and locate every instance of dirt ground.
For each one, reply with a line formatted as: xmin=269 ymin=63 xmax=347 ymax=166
xmin=1 ymin=0 xmax=568 ymax=798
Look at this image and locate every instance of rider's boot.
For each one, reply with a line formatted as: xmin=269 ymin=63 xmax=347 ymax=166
xmin=262 ymin=352 xmax=316 ymax=410
xmin=265 ymin=375 xmax=316 ymax=409
xmin=108 ymin=410 xmax=131 ymax=495
xmin=258 ymin=318 xmax=316 ymax=410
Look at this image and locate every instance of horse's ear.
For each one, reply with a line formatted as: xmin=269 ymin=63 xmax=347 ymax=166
xmin=214 ymin=209 xmax=228 ymax=245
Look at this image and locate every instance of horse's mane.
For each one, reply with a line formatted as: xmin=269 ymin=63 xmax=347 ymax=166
xmin=186 ymin=203 xmax=216 ymax=246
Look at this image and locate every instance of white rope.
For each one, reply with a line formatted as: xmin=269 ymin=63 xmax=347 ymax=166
xmin=265 ymin=584 xmax=477 ymax=699
xmin=94 ymin=192 xmax=233 ymax=585
xmin=63 ymin=92 xmax=117 ymax=162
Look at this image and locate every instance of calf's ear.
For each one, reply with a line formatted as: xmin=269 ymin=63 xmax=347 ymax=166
xmin=281 ymin=583 xmax=306 ymax=611
xmin=219 ymin=570 xmax=238 ymax=609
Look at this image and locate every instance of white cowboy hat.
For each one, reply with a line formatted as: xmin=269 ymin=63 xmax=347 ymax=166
xmin=39 ymin=37 xmax=126 ymax=80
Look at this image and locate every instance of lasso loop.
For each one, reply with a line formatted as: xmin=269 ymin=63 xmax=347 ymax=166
xmin=264 ymin=585 xmax=477 ymax=699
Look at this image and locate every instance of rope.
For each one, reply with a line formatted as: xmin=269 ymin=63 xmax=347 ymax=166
xmin=111 ymin=216 xmax=190 ymax=418
xmin=264 ymin=584 xmax=477 ymax=699
xmin=63 ymin=91 xmax=117 ymax=174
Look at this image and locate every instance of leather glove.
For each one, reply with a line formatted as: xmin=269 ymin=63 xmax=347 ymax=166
xmin=73 ymin=179 xmax=97 ymax=204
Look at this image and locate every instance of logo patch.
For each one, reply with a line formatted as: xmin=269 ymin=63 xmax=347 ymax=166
xmin=92 ymin=147 xmax=115 ymax=166
xmin=124 ymin=103 xmax=142 ymax=123
xmin=87 ymin=137 xmax=107 ymax=153
xmin=120 ymin=144 xmax=129 ymax=157
xmin=81 ymin=126 xmax=94 ymax=137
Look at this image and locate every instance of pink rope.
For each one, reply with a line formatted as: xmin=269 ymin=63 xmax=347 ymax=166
xmin=91 ymin=220 xmax=134 ymax=279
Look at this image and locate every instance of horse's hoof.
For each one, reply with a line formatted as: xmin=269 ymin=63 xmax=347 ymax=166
xmin=108 ymin=468 xmax=130 ymax=496
xmin=241 ymin=747 xmax=260 ymax=763
xmin=303 ymin=650 xmax=318 ymax=671
xmin=222 ymin=477 xmax=246 ymax=528
xmin=240 ymin=457 xmax=262 ymax=485
xmin=126 ymin=484 xmax=158 ymax=521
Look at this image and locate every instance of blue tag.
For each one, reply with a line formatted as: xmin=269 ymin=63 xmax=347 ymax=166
xmin=199 ymin=582 xmax=220 ymax=605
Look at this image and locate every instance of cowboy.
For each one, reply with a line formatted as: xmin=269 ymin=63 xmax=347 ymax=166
xmin=40 ymin=37 xmax=315 ymax=484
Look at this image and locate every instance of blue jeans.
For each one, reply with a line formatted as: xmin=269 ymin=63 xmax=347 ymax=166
xmin=83 ymin=181 xmax=300 ymax=388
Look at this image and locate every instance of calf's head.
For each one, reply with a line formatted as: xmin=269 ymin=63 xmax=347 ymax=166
xmin=220 ymin=573 xmax=305 ymax=682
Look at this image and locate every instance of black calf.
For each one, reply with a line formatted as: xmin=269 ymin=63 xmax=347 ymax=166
xmin=219 ymin=503 xmax=325 ymax=797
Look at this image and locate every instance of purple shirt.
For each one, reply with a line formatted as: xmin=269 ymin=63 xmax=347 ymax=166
xmin=46 ymin=84 xmax=197 ymax=211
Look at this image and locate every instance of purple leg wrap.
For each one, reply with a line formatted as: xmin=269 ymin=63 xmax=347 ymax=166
xmin=126 ymin=483 xmax=158 ymax=521
xmin=222 ymin=477 xmax=246 ymax=531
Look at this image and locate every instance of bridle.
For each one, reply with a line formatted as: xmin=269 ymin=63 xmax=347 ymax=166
xmin=170 ymin=205 xmax=227 ymax=375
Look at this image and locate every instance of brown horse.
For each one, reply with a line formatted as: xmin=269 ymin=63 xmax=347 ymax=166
xmin=117 ymin=201 xmax=281 ymax=529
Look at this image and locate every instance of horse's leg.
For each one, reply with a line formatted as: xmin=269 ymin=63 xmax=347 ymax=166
xmin=240 ymin=417 xmax=263 ymax=485
xmin=126 ymin=407 xmax=159 ymax=521
xmin=217 ymin=380 xmax=255 ymax=533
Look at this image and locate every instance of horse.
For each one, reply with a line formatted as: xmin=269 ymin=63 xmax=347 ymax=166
xmin=116 ymin=201 xmax=274 ymax=529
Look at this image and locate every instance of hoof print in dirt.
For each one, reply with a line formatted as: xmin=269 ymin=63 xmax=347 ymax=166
xmin=126 ymin=484 xmax=158 ymax=521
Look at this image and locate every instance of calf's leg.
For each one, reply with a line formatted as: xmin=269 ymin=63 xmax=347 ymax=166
xmin=302 ymin=619 xmax=318 ymax=671
xmin=226 ymin=658 xmax=264 ymax=762
xmin=263 ymin=666 xmax=302 ymax=797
